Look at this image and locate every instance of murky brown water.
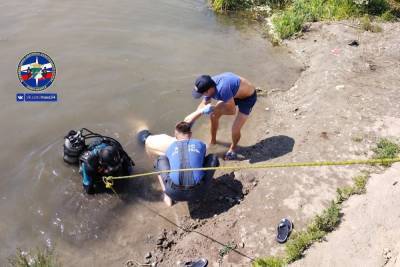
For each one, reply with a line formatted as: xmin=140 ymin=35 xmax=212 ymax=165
xmin=0 ymin=0 xmax=300 ymax=265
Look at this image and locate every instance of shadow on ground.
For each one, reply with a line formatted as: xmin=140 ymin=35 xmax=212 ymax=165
xmin=217 ymin=135 xmax=295 ymax=163
xmin=188 ymin=172 xmax=243 ymax=219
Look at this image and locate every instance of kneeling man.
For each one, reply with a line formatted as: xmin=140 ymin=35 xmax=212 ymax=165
xmin=139 ymin=117 xmax=218 ymax=206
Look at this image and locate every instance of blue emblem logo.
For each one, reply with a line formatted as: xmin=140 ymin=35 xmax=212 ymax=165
xmin=17 ymin=52 xmax=56 ymax=91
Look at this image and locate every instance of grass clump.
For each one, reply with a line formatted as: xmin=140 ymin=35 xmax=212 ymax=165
xmin=272 ymin=0 xmax=360 ymax=38
xmin=373 ymin=138 xmax=400 ymax=164
xmin=285 ymin=231 xmax=317 ymax=262
xmin=8 ymin=247 xmax=60 ymax=267
xmin=285 ymin=201 xmax=340 ymax=262
xmin=337 ymin=172 xmax=369 ymax=203
xmin=253 ymin=256 xmax=286 ymax=267
xmin=360 ymin=15 xmax=383 ymax=31
xmin=380 ymin=10 xmax=398 ymax=20
xmin=271 ymin=0 xmax=395 ymax=38
xmin=210 ymin=0 xmax=292 ymax=12
xmin=210 ymin=0 xmax=251 ymax=12
xmin=311 ymin=201 xmax=340 ymax=232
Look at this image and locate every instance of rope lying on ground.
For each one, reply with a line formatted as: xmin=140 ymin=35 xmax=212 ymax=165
xmin=103 ymin=157 xmax=400 ymax=189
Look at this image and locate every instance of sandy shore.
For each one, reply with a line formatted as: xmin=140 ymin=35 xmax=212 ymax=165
xmin=127 ymin=21 xmax=400 ymax=267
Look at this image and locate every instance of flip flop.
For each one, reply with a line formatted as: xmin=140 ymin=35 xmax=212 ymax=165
xmin=276 ymin=218 xmax=293 ymax=243
xmin=224 ymin=151 xmax=237 ymax=161
xmin=184 ymin=258 xmax=208 ymax=267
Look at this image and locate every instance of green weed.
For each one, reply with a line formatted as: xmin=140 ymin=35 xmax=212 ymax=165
xmin=380 ymin=10 xmax=398 ymax=20
xmin=373 ymin=138 xmax=400 ymax=164
xmin=8 ymin=247 xmax=60 ymax=267
xmin=311 ymin=201 xmax=341 ymax=232
xmin=337 ymin=172 xmax=369 ymax=203
xmin=360 ymin=15 xmax=383 ymax=31
xmin=253 ymin=256 xmax=286 ymax=267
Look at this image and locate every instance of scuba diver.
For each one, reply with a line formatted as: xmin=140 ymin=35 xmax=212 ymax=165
xmin=138 ymin=104 xmax=219 ymax=206
xmin=63 ymin=128 xmax=134 ymax=194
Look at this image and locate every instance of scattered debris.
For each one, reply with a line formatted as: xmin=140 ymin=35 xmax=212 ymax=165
xmin=331 ymin=47 xmax=341 ymax=56
xmin=348 ymin=40 xmax=359 ymax=46
xmin=218 ymin=241 xmax=237 ymax=264
xmin=383 ymin=248 xmax=392 ymax=265
xmin=320 ymin=132 xmax=329 ymax=139
xmin=256 ymin=87 xmax=268 ymax=96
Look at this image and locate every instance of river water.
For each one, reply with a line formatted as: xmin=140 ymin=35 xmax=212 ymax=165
xmin=0 ymin=0 xmax=300 ymax=265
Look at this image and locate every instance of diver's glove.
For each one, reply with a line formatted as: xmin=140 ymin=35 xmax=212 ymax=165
xmin=201 ymin=104 xmax=214 ymax=115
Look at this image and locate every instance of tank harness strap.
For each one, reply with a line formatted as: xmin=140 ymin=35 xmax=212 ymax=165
xmin=177 ymin=140 xmax=195 ymax=186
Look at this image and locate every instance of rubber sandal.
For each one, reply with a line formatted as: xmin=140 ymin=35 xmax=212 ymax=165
xmin=137 ymin=129 xmax=151 ymax=145
xmin=184 ymin=258 xmax=208 ymax=267
xmin=224 ymin=151 xmax=237 ymax=161
xmin=276 ymin=218 xmax=293 ymax=243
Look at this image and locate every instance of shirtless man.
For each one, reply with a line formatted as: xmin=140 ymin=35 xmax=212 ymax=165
xmin=191 ymin=72 xmax=257 ymax=160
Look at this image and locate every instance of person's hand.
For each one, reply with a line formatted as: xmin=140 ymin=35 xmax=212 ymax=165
xmin=201 ymin=104 xmax=214 ymax=115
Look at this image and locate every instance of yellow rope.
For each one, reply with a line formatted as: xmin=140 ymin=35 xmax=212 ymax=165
xmin=102 ymin=157 xmax=400 ymax=188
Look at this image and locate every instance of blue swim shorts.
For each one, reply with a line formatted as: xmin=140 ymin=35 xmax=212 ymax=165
xmin=234 ymin=91 xmax=257 ymax=115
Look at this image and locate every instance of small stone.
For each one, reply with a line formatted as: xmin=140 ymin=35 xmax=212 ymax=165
xmin=162 ymin=240 xmax=170 ymax=249
xmin=265 ymin=107 xmax=270 ymax=111
xmin=145 ymin=252 xmax=152 ymax=259
xmin=125 ymin=260 xmax=134 ymax=267
xmin=252 ymin=181 xmax=258 ymax=187
xmin=241 ymin=242 xmax=245 ymax=248
xmin=144 ymin=258 xmax=151 ymax=264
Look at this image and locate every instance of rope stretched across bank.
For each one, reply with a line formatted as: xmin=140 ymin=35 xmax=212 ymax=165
xmin=102 ymin=157 xmax=400 ymax=189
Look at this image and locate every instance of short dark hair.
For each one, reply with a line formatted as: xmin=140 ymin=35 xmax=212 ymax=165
xmin=175 ymin=121 xmax=192 ymax=134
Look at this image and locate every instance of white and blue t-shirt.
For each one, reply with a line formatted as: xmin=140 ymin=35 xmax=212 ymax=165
xmin=166 ymin=139 xmax=206 ymax=186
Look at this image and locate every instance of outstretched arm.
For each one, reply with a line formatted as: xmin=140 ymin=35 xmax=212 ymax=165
xmin=184 ymin=104 xmax=214 ymax=125
xmin=184 ymin=109 xmax=203 ymax=125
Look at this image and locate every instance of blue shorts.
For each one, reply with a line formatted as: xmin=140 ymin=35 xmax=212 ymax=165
xmin=234 ymin=91 xmax=257 ymax=115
